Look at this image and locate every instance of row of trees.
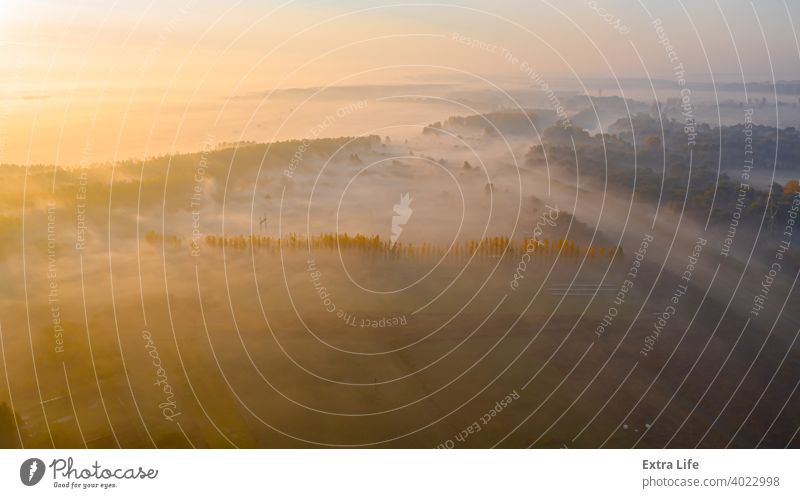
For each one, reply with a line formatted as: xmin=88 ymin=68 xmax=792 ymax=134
xmin=143 ymin=231 xmax=622 ymax=261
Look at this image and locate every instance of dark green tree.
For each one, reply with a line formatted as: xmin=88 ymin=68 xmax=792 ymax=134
xmin=0 ymin=402 xmax=20 ymax=448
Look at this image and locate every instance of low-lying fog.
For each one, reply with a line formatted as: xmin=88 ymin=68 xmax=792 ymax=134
xmin=1 ymin=82 xmax=799 ymax=448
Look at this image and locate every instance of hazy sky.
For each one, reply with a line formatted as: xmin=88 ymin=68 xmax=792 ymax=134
xmin=4 ymin=0 xmax=800 ymax=88
xmin=1 ymin=0 xmax=799 ymax=164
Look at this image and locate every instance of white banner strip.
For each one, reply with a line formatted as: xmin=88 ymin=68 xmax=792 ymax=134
xmin=1 ymin=449 xmax=798 ymax=497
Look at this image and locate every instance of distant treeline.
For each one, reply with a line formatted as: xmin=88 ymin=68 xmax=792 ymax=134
xmin=714 ymin=81 xmax=800 ymax=95
xmin=423 ymin=109 xmax=559 ymax=137
xmin=527 ymin=115 xmax=800 ymax=223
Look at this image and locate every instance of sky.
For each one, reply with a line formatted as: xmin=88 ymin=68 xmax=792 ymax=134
xmin=1 ymin=0 xmax=799 ymax=164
